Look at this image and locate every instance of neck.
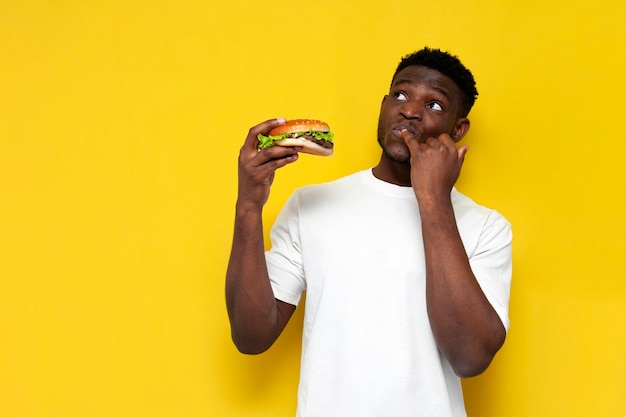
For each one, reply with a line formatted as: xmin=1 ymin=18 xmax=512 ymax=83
xmin=372 ymin=155 xmax=412 ymax=187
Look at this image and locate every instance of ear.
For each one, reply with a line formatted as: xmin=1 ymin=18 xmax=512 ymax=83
xmin=451 ymin=118 xmax=470 ymax=143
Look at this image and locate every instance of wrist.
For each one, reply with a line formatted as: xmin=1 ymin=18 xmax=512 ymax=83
xmin=415 ymin=190 xmax=452 ymax=209
xmin=416 ymin=192 xmax=455 ymax=219
xmin=235 ymin=199 xmax=264 ymax=217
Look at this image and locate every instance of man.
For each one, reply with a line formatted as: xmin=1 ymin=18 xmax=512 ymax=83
xmin=226 ymin=47 xmax=512 ymax=417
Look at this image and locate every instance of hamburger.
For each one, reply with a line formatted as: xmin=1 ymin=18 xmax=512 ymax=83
xmin=257 ymin=119 xmax=334 ymax=156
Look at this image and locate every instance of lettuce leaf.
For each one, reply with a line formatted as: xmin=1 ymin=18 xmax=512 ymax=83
xmin=257 ymin=130 xmax=334 ymax=150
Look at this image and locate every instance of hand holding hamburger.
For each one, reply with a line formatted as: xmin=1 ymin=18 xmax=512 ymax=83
xmin=257 ymin=119 xmax=334 ymax=156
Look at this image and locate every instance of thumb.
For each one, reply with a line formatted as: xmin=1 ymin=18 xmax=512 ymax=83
xmin=457 ymin=144 xmax=469 ymax=162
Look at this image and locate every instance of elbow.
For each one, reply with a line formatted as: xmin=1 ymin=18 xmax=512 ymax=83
xmin=450 ymin=334 xmax=506 ymax=378
xmin=231 ymin=332 xmax=274 ymax=355
xmin=235 ymin=346 xmax=266 ymax=355
xmin=451 ymin=355 xmax=493 ymax=378
xmin=233 ymin=342 xmax=270 ymax=355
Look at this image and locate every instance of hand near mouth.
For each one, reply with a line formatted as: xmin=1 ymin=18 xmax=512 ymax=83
xmin=400 ymin=129 xmax=469 ymax=204
xmin=398 ymin=127 xmax=416 ymax=141
xmin=395 ymin=126 xmax=417 ymax=141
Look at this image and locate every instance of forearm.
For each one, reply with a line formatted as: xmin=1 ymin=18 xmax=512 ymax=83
xmin=420 ymin=199 xmax=505 ymax=377
xmin=225 ymin=203 xmax=284 ymax=354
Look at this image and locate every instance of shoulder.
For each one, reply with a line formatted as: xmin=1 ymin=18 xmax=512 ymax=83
xmin=451 ymin=189 xmax=511 ymax=230
xmin=452 ymin=190 xmax=512 ymax=261
xmin=278 ymin=170 xmax=372 ymax=221
xmin=294 ymin=170 xmax=368 ymax=199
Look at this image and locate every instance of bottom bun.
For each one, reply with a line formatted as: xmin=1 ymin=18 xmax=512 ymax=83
xmin=275 ymin=137 xmax=333 ymax=156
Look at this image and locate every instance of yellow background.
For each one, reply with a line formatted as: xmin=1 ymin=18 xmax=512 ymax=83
xmin=1 ymin=1 xmax=625 ymax=416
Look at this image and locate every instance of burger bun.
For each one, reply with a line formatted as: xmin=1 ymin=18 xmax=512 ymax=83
xmin=268 ymin=119 xmax=334 ymax=156
xmin=274 ymin=137 xmax=333 ymax=156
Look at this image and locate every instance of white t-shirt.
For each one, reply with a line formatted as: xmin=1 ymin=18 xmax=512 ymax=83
xmin=266 ymin=169 xmax=512 ymax=417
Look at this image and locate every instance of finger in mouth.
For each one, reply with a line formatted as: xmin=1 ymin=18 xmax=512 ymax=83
xmin=395 ymin=126 xmax=416 ymax=140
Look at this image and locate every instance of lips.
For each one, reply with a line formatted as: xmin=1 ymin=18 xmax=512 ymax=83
xmin=392 ymin=124 xmax=418 ymax=140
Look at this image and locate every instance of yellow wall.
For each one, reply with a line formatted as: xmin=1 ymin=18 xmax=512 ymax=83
xmin=1 ymin=1 xmax=625 ymax=416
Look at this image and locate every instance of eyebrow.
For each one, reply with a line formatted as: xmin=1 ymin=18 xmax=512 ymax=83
xmin=393 ymin=78 xmax=452 ymax=100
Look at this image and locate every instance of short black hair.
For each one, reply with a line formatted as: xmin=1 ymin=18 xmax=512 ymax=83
xmin=393 ymin=47 xmax=478 ymax=117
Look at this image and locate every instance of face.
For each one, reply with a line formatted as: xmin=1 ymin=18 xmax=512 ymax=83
xmin=377 ymin=65 xmax=469 ymax=164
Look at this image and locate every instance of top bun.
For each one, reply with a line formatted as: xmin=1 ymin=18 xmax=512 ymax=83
xmin=269 ymin=119 xmax=330 ymax=136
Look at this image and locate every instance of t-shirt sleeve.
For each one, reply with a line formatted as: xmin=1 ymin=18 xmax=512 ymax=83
xmin=265 ymin=193 xmax=306 ymax=306
xmin=470 ymin=211 xmax=513 ymax=331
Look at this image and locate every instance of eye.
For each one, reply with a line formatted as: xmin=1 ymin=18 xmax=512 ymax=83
xmin=428 ymin=102 xmax=443 ymax=111
xmin=393 ymin=91 xmax=408 ymax=101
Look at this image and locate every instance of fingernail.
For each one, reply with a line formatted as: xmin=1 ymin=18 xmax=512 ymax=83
xmin=276 ymin=117 xmax=286 ymax=124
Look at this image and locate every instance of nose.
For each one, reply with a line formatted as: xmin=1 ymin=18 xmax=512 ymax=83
xmin=400 ymin=100 xmax=422 ymax=120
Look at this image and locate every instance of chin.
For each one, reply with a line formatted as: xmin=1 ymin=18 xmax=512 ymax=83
xmin=379 ymin=136 xmax=411 ymax=164
xmin=384 ymin=149 xmax=411 ymax=164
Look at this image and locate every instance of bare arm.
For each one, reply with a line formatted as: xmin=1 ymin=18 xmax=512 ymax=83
xmin=404 ymin=131 xmax=506 ymax=377
xmin=225 ymin=118 xmax=298 ymax=354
